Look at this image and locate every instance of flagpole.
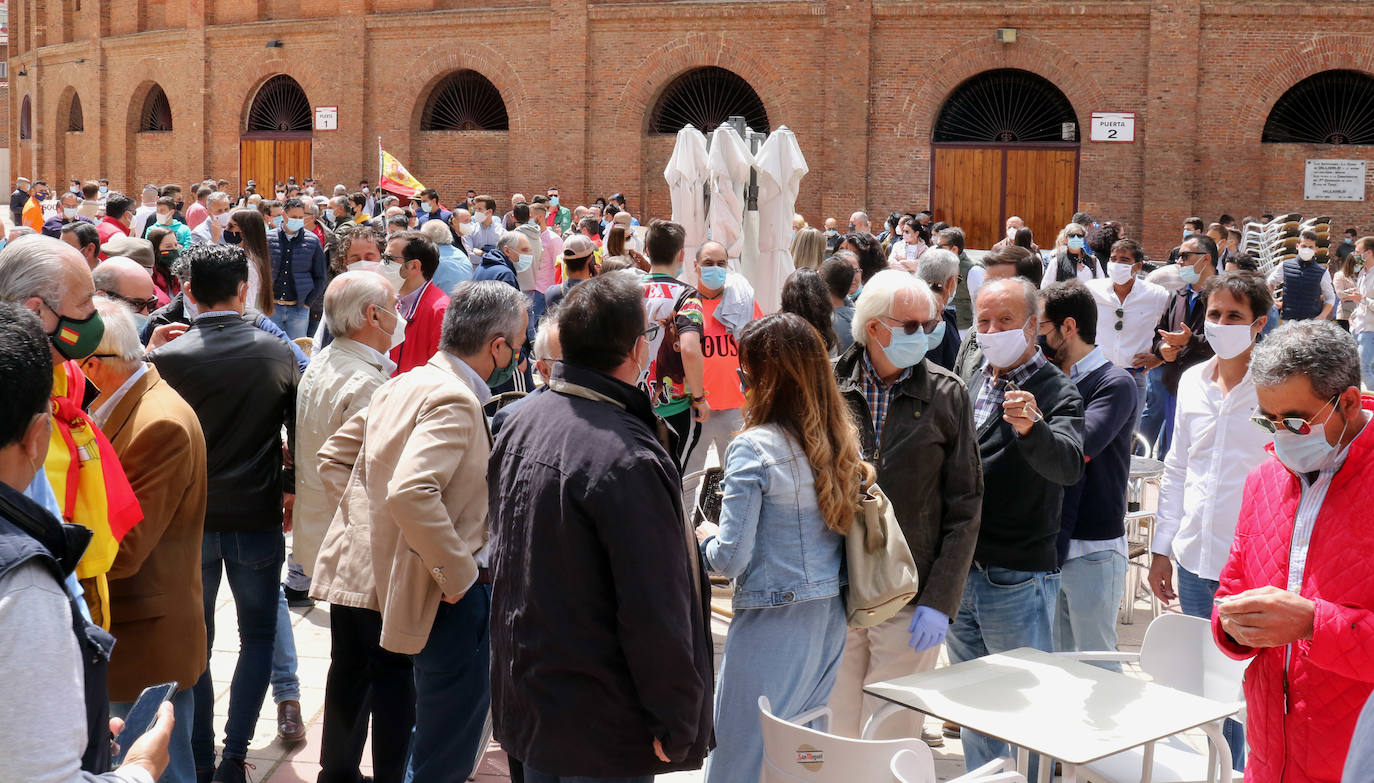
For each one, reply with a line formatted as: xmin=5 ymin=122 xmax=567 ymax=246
xmin=377 ymin=137 xmax=383 ymax=194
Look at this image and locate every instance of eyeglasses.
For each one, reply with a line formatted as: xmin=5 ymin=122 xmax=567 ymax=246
xmin=642 ymin=323 xmax=661 ymax=341
xmin=1250 ymin=395 xmax=1339 ymax=435
xmin=1066 ymin=232 xmax=1085 ymax=239
xmin=883 ymin=316 xmax=939 ymax=335
xmin=100 ymin=290 xmax=159 ymax=314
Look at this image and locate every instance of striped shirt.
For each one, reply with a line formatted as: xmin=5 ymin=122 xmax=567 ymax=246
xmin=858 ymin=354 xmax=911 ymax=454
xmin=973 ymin=349 xmax=1047 ymax=429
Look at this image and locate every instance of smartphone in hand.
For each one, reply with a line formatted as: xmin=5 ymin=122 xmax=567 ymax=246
xmin=112 ymin=682 xmax=177 ymax=766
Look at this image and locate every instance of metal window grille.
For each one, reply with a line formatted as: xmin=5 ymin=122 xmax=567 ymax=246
xmin=649 ymin=66 xmax=769 ymax=135
xmin=67 ymin=93 xmax=83 ymax=132
xmin=19 ymin=95 xmax=31 ymax=140
xmin=246 ymin=75 xmax=312 ymax=133
xmin=140 ymin=85 xmax=173 ymax=132
xmin=420 ymin=70 xmax=509 ymax=131
xmin=932 ymin=68 xmax=1078 ymax=143
xmin=1262 ymin=69 xmax=1374 ymax=145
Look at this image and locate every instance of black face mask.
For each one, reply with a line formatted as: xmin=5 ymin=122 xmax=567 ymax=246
xmin=223 ymin=229 xmax=242 ymax=245
xmin=1037 ymin=333 xmax=1060 ymax=362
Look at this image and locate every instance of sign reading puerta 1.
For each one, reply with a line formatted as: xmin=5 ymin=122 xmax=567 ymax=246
xmin=1304 ymin=159 xmax=1366 ymax=202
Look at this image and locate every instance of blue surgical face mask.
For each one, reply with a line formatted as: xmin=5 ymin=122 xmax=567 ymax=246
xmin=550 ymin=196 xmax=559 ymax=206
xmin=1182 ymin=229 xmax=1194 ymax=241
xmin=285 ymin=217 xmax=305 ymax=233
xmin=1179 ymin=264 xmax=1201 ymax=285
xmin=1067 ymin=236 xmax=1085 ymax=252
xmin=515 ymin=253 xmax=534 ymax=273
xmin=700 ymin=265 xmax=728 ymax=290
xmin=880 ymin=322 xmax=929 ymax=369
xmin=272 ymin=215 xmax=284 ymax=229
xmin=925 ymin=319 xmax=946 ymax=354
xmin=131 ymin=312 xmax=150 ymax=334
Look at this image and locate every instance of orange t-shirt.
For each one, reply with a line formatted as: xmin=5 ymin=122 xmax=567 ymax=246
xmin=699 ymin=296 xmax=761 ymax=411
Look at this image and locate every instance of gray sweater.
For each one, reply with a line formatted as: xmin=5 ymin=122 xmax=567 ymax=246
xmin=0 ymin=561 xmax=154 ymax=783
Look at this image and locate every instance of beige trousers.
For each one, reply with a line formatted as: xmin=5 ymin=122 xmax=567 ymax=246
xmin=827 ymin=606 xmax=941 ymax=739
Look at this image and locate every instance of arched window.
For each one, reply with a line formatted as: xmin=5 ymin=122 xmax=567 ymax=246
xmin=649 ymin=67 xmax=769 ymax=135
xmin=140 ymin=85 xmax=173 ymax=132
xmin=933 ymin=69 xmax=1078 ymax=143
xmin=1262 ymin=70 xmax=1374 ymax=145
xmin=420 ymin=70 xmax=509 ymax=131
xmin=246 ymin=75 xmax=312 ymax=133
xmin=19 ymin=96 xmax=31 ymax=140
xmin=66 ymin=93 xmax=84 ymax=133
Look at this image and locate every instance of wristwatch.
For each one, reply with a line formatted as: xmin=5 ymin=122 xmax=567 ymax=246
xmin=691 ymin=393 xmax=707 ymax=403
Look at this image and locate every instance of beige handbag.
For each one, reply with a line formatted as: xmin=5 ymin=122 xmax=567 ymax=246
xmin=844 ymin=472 xmax=920 ymax=629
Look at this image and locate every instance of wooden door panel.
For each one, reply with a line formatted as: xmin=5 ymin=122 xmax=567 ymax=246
xmin=239 ymin=140 xmax=275 ymax=195
xmin=273 ymin=140 xmax=312 ymax=187
xmin=1004 ymin=149 xmax=1078 ymax=253
xmin=932 ymin=147 xmax=1003 ymax=251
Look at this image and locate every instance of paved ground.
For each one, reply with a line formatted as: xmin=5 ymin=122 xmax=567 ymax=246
xmin=200 ymin=548 xmax=1173 ymax=783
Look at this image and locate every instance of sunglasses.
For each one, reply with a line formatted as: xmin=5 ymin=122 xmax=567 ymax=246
xmin=1066 ymin=232 xmax=1085 ymax=239
xmin=1250 ymin=396 xmax=1338 ymax=435
xmin=1114 ymin=308 xmax=1125 ymax=332
xmin=883 ymin=317 xmax=939 ymax=336
xmin=101 ymin=290 xmax=159 ymax=314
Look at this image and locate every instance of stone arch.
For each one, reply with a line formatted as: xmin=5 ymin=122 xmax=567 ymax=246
xmin=1226 ymin=36 xmax=1374 ymax=149
xmin=406 ymin=44 xmax=528 ymax=135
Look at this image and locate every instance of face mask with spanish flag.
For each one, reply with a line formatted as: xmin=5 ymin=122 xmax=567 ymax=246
xmin=45 ymin=302 xmax=105 ymax=360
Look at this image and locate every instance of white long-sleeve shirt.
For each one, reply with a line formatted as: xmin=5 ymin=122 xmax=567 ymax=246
xmin=1086 ymin=277 xmax=1172 ymax=368
xmin=1151 ymin=357 xmax=1272 ymax=580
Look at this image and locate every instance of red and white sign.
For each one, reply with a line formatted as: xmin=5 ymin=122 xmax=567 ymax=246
xmin=1090 ymin=112 xmax=1135 ymax=143
xmin=314 ymin=106 xmax=338 ymax=131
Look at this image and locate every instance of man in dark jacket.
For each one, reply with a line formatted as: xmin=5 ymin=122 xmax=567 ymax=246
xmin=9 ymin=176 xmax=30 ymax=226
xmin=829 ymin=270 xmax=982 ymax=742
xmin=488 ymin=270 xmax=714 ymax=782
xmin=267 ymin=197 xmax=328 ymax=339
xmin=1037 ymin=281 xmax=1137 ymax=666
xmin=147 ymin=243 xmax=299 ymax=783
xmin=1145 ymin=233 xmax=1218 ymax=456
xmin=951 ymin=276 xmax=1085 ymax=774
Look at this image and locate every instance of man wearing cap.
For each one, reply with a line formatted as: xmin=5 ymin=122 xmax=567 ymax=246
xmin=10 ymin=177 xmax=31 ymax=227
xmin=545 ymin=235 xmax=597 ymax=312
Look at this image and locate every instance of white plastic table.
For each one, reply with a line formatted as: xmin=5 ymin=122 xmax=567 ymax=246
xmin=862 ymin=647 xmax=1238 ymax=783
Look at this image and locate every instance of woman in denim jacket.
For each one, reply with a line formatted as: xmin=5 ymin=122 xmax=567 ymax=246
xmin=696 ymin=313 xmax=866 ymax=783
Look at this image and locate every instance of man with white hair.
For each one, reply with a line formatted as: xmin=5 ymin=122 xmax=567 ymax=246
xmin=190 ymin=192 xmax=233 ymax=245
xmin=130 ymin=185 xmax=162 ymax=239
xmin=84 ymin=296 xmax=208 ymax=783
xmin=300 ymin=272 xmax=416 ymax=783
xmin=0 ymin=235 xmax=142 ymax=629
xmin=421 ymin=217 xmax=473 ymax=296
xmin=949 ymin=277 xmax=1085 ymax=774
xmin=828 ymin=270 xmax=982 ymax=743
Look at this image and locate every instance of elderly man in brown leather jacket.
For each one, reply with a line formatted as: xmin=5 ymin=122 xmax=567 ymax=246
xmin=828 ymin=269 xmax=983 ymax=742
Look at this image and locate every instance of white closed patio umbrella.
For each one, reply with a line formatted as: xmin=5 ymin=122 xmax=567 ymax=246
xmin=706 ymin=124 xmax=754 ymax=281
xmin=751 ymin=125 xmax=808 ymax=314
xmin=664 ymin=125 xmax=711 ymax=269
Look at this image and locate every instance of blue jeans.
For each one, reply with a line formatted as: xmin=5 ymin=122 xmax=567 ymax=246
xmin=269 ymin=302 xmax=310 ymax=339
xmin=1357 ymin=331 xmax=1374 ymax=390
xmin=1177 ymin=565 xmax=1245 ymax=772
xmin=403 ymin=584 xmax=492 ymax=783
xmin=1138 ymin=366 xmax=1174 ymax=458
xmin=1054 ymin=550 xmax=1128 ymax=672
xmin=947 ymin=564 xmax=1060 ymax=777
xmin=271 ymin=585 xmax=300 ymax=704
xmin=192 ymin=531 xmax=284 ymax=766
xmin=112 ymin=686 xmax=196 ymax=783
xmin=524 ymin=768 xmax=650 ymax=783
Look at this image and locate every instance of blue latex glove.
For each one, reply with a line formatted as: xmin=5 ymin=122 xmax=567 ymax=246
xmin=908 ymin=606 xmax=949 ymax=652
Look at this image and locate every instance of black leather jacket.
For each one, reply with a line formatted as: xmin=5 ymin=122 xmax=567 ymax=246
xmin=147 ymin=313 xmax=299 ymax=533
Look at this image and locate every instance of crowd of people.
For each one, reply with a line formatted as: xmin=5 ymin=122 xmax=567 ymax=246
xmin=0 ymin=174 xmax=1372 ymax=783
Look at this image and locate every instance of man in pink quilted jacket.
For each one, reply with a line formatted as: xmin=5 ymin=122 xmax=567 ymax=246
xmin=1214 ymin=320 xmax=1374 ymax=783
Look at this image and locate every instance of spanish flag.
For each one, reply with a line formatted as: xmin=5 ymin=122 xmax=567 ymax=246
xmin=47 ymin=360 xmax=143 ymax=629
xmin=379 ymin=138 xmax=425 ymax=198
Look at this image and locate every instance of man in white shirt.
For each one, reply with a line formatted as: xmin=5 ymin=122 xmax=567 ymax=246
xmin=1085 ymin=238 xmax=1171 ymax=426
xmin=1148 ymin=270 xmax=1274 ymax=771
xmin=129 ymin=185 xmax=161 ymax=239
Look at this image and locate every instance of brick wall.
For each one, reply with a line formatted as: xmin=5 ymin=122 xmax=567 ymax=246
xmin=9 ymin=0 xmax=1374 ymax=258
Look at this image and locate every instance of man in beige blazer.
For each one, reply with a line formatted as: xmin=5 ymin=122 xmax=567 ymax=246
xmin=83 ymin=296 xmax=208 ymax=783
xmin=297 ymin=270 xmax=413 ymax=783
xmin=315 ymin=280 xmax=528 ymax=783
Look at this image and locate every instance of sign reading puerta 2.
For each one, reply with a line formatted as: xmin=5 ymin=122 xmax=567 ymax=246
xmin=1304 ymin=159 xmax=1366 ymax=202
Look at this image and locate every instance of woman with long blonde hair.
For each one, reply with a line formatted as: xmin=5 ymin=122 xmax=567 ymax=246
xmin=695 ymin=312 xmax=864 ymax=783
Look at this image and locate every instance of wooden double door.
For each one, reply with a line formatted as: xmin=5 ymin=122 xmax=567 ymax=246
xmin=239 ymin=134 xmax=312 ymax=191
xmin=930 ymin=144 xmax=1079 ymax=252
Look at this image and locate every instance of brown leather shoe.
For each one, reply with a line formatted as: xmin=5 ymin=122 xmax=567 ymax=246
xmin=276 ymin=700 xmax=305 ymax=744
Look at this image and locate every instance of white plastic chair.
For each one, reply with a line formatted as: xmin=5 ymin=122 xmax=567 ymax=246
xmin=758 ymin=696 xmax=927 ymax=782
xmin=1059 ymin=614 xmax=1246 ymax=783
xmin=890 ymin=748 xmax=1025 ymax=783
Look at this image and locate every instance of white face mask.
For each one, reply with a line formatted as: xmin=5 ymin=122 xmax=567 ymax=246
xmin=63 ymin=207 xmax=79 ymax=219
xmin=459 ymin=221 xmax=476 ymax=236
xmin=380 ymin=307 xmax=406 ymax=350
xmin=975 ymin=319 xmax=1033 ymax=369
xmin=1203 ymin=319 xmax=1256 ymax=360
xmin=157 ymin=211 xmax=173 ymax=225
xmin=1107 ymin=262 xmax=1136 ymax=286
xmin=1007 ymin=227 xmax=1017 ymax=240
xmin=378 ymin=256 xmax=406 ymax=287
xmin=213 ymin=212 xmax=232 ymax=228
xmin=1297 ymin=246 xmax=1317 ymax=262
xmin=347 ymin=260 xmax=380 ymax=274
